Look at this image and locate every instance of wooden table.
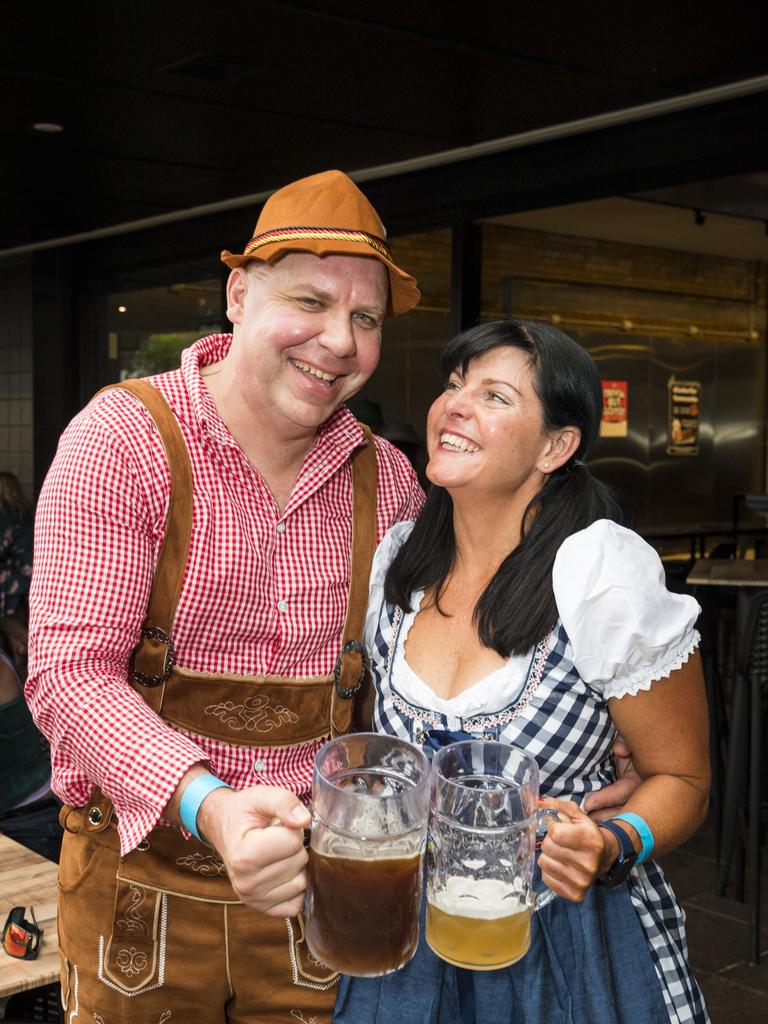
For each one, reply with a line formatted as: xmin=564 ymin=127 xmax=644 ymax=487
xmin=0 ymin=833 xmax=59 ymax=1000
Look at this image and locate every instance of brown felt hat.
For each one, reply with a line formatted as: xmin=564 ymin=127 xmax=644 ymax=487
xmin=220 ymin=170 xmax=420 ymax=315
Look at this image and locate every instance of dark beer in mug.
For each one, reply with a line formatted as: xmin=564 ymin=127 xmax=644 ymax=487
xmin=305 ymin=736 xmax=431 ymax=977
xmin=305 ymin=849 xmax=423 ymax=976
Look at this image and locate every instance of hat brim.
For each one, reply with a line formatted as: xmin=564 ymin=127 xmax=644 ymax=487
xmin=220 ymin=239 xmax=420 ymax=316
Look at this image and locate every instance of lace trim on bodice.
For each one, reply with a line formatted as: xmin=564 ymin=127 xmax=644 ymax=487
xmin=384 ymin=603 xmax=554 ymax=730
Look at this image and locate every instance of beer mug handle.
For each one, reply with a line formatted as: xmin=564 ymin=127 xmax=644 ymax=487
xmin=532 ymin=807 xmax=565 ymax=912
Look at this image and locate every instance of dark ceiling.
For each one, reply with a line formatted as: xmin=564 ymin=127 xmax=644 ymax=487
xmin=4 ymin=3 xmax=768 ymax=252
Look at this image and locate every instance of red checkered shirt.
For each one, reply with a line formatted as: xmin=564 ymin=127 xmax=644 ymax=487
xmin=27 ymin=334 xmax=424 ymax=854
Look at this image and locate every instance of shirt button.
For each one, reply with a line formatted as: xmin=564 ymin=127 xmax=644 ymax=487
xmin=277 ymin=599 xmax=288 ymax=613
xmin=276 ymin=522 xmax=286 ymax=534
xmin=254 ymin=758 xmax=266 ymax=773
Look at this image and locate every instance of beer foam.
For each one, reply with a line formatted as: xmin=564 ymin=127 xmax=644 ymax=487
xmin=429 ymin=877 xmax=527 ymax=920
xmin=313 ymin=821 xmax=424 ymax=860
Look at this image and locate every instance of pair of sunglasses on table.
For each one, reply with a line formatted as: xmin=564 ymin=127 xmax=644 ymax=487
xmin=2 ymin=906 xmax=42 ymax=960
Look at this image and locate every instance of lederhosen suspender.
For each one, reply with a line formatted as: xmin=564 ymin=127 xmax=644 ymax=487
xmin=118 ymin=377 xmax=376 ymax=744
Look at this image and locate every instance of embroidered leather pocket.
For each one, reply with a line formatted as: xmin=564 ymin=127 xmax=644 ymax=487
xmin=287 ymin=913 xmax=339 ymax=990
xmin=99 ymin=879 xmax=167 ymax=996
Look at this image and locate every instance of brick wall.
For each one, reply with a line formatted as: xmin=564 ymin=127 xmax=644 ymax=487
xmin=388 ymin=222 xmax=768 ymax=340
xmin=481 ymin=223 xmax=767 ymax=342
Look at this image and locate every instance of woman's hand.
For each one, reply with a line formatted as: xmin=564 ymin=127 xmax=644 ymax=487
xmin=537 ymin=797 xmax=613 ymax=902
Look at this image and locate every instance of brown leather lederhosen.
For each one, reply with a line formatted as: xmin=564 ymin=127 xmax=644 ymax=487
xmin=57 ymin=379 xmax=377 ymax=1023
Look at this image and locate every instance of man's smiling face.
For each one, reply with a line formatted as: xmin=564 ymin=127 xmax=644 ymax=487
xmin=225 ymin=252 xmax=388 ymax=437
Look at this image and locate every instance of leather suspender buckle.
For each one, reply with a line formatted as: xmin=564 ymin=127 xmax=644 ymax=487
xmin=333 ymin=640 xmax=369 ymax=700
xmin=130 ymin=626 xmax=176 ymax=687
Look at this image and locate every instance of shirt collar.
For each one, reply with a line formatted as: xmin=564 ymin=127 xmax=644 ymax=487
xmin=180 ymin=333 xmax=232 ymax=445
xmin=318 ymin=403 xmax=368 ymax=456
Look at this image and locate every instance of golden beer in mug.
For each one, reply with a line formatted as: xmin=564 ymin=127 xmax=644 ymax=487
xmin=426 ymin=740 xmax=557 ymax=971
xmin=426 ymin=878 xmax=533 ymax=969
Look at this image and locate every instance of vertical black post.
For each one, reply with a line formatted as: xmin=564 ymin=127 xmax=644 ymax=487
xmin=732 ymin=493 xmax=742 ymax=557
xmin=451 ymin=220 xmax=482 ymax=337
xmin=748 ymin=610 xmax=763 ymax=964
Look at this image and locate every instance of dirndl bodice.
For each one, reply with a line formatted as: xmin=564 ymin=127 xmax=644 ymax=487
xmin=344 ymin=593 xmax=710 ymax=1024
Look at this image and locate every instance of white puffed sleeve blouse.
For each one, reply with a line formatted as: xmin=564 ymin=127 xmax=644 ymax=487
xmin=365 ymin=518 xmax=700 ymax=717
xmin=552 ymin=519 xmax=700 ymax=700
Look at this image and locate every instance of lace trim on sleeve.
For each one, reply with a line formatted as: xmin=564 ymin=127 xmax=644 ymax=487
xmin=604 ymin=629 xmax=700 ymax=700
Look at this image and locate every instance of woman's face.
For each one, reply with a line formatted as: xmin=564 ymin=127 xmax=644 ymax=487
xmin=426 ymin=345 xmax=553 ymax=497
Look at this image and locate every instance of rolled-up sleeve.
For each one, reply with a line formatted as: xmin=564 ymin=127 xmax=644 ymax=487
xmin=27 ymin=399 xmax=207 ymax=854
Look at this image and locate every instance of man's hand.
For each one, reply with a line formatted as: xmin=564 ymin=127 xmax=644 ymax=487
xmin=196 ymin=784 xmax=311 ymax=917
xmin=583 ymin=735 xmax=642 ymax=822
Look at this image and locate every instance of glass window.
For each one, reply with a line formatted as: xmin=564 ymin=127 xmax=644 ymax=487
xmin=107 ymin=278 xmax=224 ymax=380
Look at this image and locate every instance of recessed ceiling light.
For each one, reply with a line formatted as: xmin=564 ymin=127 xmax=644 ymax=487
xmin=118 ymin=306 xmax=127 ymax=313
xmin=32 ymin=122 xmax=64 ymax=133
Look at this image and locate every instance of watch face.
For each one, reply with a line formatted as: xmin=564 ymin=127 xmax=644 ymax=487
xmin=602 ymin=852 xmax=637 ymax=888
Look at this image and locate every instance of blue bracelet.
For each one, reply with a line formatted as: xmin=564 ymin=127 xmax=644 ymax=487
xmin=179 ymin=774 xmax=230 ymax=842
xmin=611 ymin=812 xmax=654 ymax=864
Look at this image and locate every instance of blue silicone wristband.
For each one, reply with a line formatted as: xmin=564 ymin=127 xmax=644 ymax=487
xmin=179 ymin=774 xmax=230 ymax=842
xmin=611 ymin=812 xmax=654 ymax=864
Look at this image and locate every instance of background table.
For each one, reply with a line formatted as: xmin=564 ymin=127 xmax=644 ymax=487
xmin=687 ymin=558 xmax=768 ymax=588
xmin=0 ymin=833 xmax=59 ymax=1000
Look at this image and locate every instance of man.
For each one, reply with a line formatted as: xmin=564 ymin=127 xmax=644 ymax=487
xmin=27 ymin=169 xmax=423 ymax=1023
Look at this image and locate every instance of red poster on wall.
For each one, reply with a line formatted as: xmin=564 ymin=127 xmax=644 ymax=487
xmin=600 ymin=380 xmax=628 ymax=438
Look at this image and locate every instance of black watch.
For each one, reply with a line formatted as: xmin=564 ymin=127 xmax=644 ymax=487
xmin=598 ymin=819 xmax=638 ymax=887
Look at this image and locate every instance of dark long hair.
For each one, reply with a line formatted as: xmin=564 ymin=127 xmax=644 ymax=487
xmin=0 ymin=472 xmax=32 ymax=519
xmin=385 ymin=319 xmax=627 ymax=656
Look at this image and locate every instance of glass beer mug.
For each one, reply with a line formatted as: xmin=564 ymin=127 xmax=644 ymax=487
xmin=426 ymin=739 xmax=557 ymax=971
xmin=304 ymin=733 xmax=431 ymax=977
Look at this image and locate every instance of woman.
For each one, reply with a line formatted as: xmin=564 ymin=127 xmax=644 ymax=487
xmin=334 ymin=320 xmax=709 ymax=1024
